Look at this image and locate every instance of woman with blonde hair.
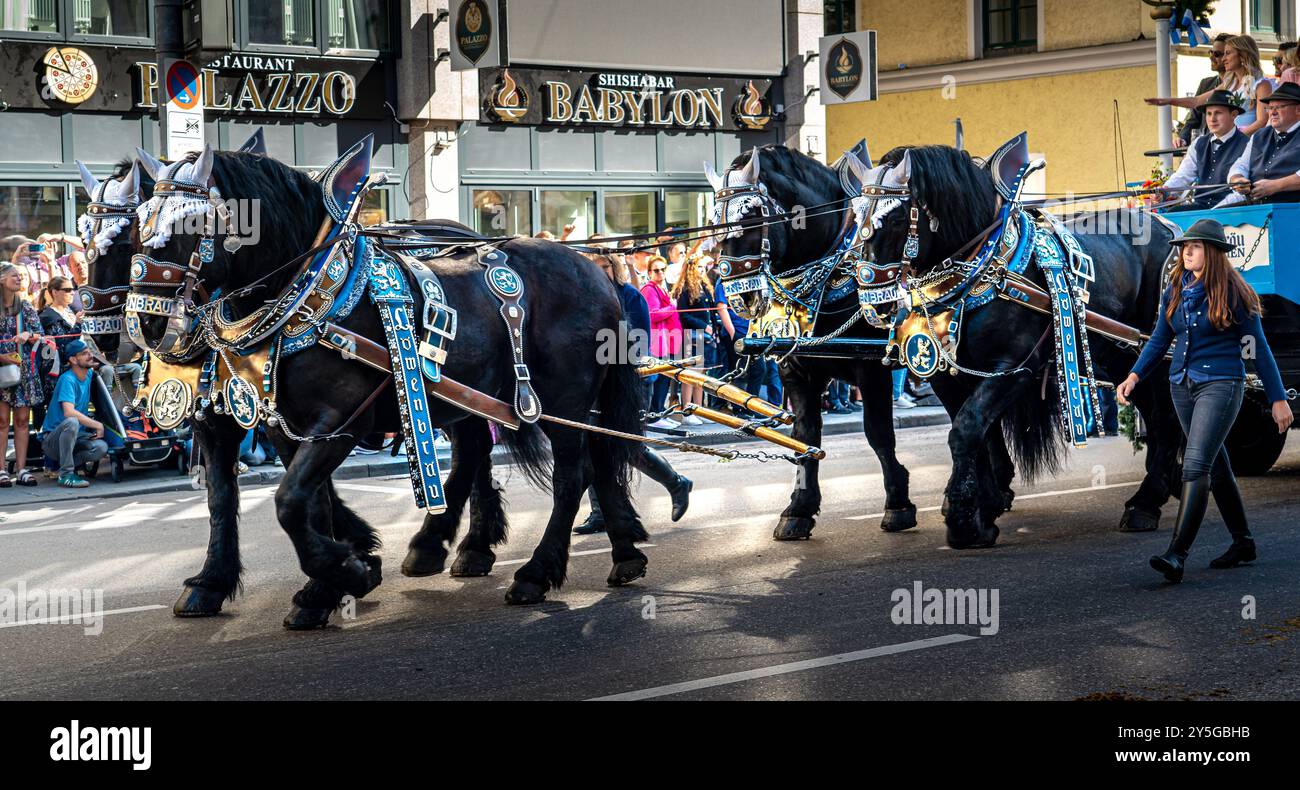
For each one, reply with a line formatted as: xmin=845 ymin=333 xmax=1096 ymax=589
xmin=1149 ymin=34 xmax=1274 ymax=134
xmin=0 ymin=261 xmax=44 ymax=486
xmin=1118 ymin=219 xmax=1292 ymax=582
xmin=671 ymin=255 xmax=715 ymax=425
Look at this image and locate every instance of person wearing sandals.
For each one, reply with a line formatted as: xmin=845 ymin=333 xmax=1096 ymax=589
xmin=1117 ymin=219 xmax=1293 ymax=582
xmin=39 ymin=339 xmax=108 ymax=488
xmin=1 ymin=261 xmax=44 ymax=487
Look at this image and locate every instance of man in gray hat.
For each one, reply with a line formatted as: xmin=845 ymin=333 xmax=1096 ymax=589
xmin=40 ymin=338 xmax=108 ymax=488
xmin=1163 ymin=89 xmax=1248 ymax=211
xmin=1221 ymin=80 xmax=1300 ymax=206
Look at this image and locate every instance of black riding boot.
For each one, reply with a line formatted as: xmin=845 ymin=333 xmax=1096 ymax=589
xmin=1150 ymin=476 xmax=1211 ymax=583
xmin=1208 ymin=477 xmax=1256 ymax=568
xmin=637 ymin=447 xmax=692 ymax=522
xmin=573 ymin=487 xmax=606 ymax=535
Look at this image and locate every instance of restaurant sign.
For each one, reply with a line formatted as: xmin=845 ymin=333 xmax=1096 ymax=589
xmin=479 ymin=67 xmax=776 ymax=132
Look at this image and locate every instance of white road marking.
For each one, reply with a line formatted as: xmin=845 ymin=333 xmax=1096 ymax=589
xmin=493 ymin=544 xmax=657 ymax=567
xmin=335 ymin=482 xmax=415 ymax=495
xmin=843 ymin=480 xmax=1141 ymax=521
xmin=588 ymin=634 xmax=979 ymax=701
xmin=0 ymin=604 xmax=166 ymax=629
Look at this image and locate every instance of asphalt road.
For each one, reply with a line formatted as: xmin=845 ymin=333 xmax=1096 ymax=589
xmin=2 ymin=423 xmax=1297 ymax=701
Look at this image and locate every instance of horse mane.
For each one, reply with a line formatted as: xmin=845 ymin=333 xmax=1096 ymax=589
xmin=897 ymin=145 xmax=999 ymax=253
xmin=113 ymin=156 xmax=155 ymax=194
xmin=730 ymin=145 xmax=841 ymax=209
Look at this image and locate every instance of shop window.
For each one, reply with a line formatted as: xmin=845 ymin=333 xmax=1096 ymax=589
xmin=74 ymin=0 xmax=148 ymax=36
xmin=823 ymin=0 xmax=854 ymax=36
xmin=664 ymin=190 xmax=713 ymax=231
xmin=540 ymin=190 xmax=595 ymax=239
xmin=983 ymin=0 xmax=1036 ymax=54
xmin=2 ymin=0 xmax=58 ymax=32
xmin=250 ymin=0 xmax=316 ymax=47
xmin=327 ymin=0 xmax=388 ymax=51
xmin=604 ymin=191 xmax=655 ymax=236
xmin=471 ymin=189 xmax=531 ymax=237
xmin=0 ymin=184 xmax=66 ymax=241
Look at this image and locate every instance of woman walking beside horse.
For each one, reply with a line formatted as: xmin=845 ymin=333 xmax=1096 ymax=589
xmin=1118 ymin=219 xmax=1293 ymax=583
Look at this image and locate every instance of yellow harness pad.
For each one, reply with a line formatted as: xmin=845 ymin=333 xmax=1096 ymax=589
xmin=747 ymin=300 xmax=815 ymax=340
xmin=888 ymin=308 xmax=955 ymax=379
xmin=135 ymin=345 xmax=276 ymax=430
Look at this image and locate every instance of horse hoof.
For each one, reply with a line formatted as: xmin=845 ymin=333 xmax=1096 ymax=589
xmin=607 ymin=558 xmax=648 ymax=587
xmin=324 ymin=555 xmax=373 ymax=598
xmin=1118 ymin=507 xmax=1160 ymax=533
xmin=358 ymin=555 xmax=382 ymax=598
xmin=1001 ymin=489 xmax=1016 ymax=512
xmin=451 ymin=549 xmax=496 ymax=577
xmin=505 ymin=579 xmax=547 ymax=605
xmin=880 ymin=506 xmax=918 ymax=533
xmin=401 ymin=546 xmax=447 ymax=577
xmin=282 ymin=605 xmax=332 ymax=630
xmin=773 ymin=516 xmax=815 ymax=541
xmin=172 ymin=585 xmax=225 ymax=617
xmin=947 ymin=521 xmax=1000 ymax=550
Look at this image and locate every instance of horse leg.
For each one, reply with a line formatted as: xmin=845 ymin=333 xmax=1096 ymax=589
xmin=173 ymin=416 xmax=247 ymax=617
xmin=451 ymin=457 xmax=509 ymax=576
xmin=774 ymin=364 xmax=829 ymax=540
xmin=273 ymin=439 xmax=377 ymax=625
xmin=1118 ymin=379 xmax=1178 ymax=532
xmin=855 ymin=362 xmax=916 ymax=532
xmin=589 ymin=432 xmax=650 ymax=586
xmin=505 ymin=427 xmax=586 ymax=605
xmin=399 ymin=419 xmax=488 ymax=576
xmin=986 ymin=427 xmax=1016 ymax=512
xmin=944 ymin=376 xmax=1034 ymax=549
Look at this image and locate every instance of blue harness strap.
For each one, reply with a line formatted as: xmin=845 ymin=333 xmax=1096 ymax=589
xmin=367 ymin=249 xmax=447 ymax=514
xmin=1033 ymin=229 xmax=1095 ymax=448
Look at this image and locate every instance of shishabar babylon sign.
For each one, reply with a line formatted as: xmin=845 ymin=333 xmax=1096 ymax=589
xmin=481 ymin=68 xmax=775 ymax=131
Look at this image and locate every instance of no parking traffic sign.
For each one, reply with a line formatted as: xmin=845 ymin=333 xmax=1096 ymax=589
xmin=163 ymin=58 xmax=205 ymax=159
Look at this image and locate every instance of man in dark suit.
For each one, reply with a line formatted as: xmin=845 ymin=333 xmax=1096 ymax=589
xmin=1163 ymin=90 xmax=1248 ymax=211
xmin=1223 ymin=81 xmax=1300 ymax=205
xmin=1175 ymin=33 xmax=1232 ymax=147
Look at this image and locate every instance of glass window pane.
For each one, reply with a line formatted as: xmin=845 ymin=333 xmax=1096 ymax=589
xmin=2 ymin=0 xmax=58 ymax=32
xmin=603 ymin=133 xmax=657 ymax=172
xmin=461 ymin=124 xmax=531 ymax=170
xmin=250 ymin=0 xmax=316 ymax=46
xmin=540 ymin=190 xmax=594 ymax=238
xmin=359 ymin=188 xmax=388 ymax=226
xmin=0 ymin=185 xmax=65 ymax=241
xmin=664 ymin=190 xmax=713 ymax=230
xmin=72 ymin=115 xmax=141 ymax=164
xmin=987 ymin=9 xmax=1011 ymax=46
xmin=661 ymin=132 xmax=714 ymax=173
xmin=227 ymin=120 xmax=296 ymax=161
xmin=604 ymin=191 xmax=654 ymax=236
xmin=0 ymin=112 xmax=63 ymax=163
xmin=471 ymin=189 xmax=531 ymax=236
xmin=1017 ymin=3 xmax=1036 ymax=41
xmin=74 ymin=0 xmax=149 ymax=36
xmin=327 ymin=0 xmax=388 ymax=49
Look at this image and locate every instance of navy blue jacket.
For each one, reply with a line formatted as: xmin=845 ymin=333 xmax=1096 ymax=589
xmin=618 ymin=282 xmax=651 ymax=336
xmin=1131 ymin=275 xmax=1286 ymax=402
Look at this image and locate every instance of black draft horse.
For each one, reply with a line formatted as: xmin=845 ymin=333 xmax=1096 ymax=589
xmin=709 ymin=145 xmax=1021 ymax=540
xmin=126 ymin=147 xmax=648 ymax=627
xmin=866 ymin=144 xmax=1181 ymax=548
xmin=84 ymin=162 xmax=540 ymax=623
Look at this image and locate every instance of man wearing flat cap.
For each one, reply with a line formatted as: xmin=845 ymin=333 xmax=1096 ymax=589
xmin=40 ymin=338 xmax=108 ymax=488
xmin=1163 ymin=90 xmax=1249 ymax=211
xmin=1221 ymin=80 xmax=1300 ymax=206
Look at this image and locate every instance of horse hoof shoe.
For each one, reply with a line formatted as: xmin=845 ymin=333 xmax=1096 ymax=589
xmin=451 ymin=550 xmax=496 ymax=577
xmin=607 ymin=558 xmax=648 ymax=587
xmin=773 ymin=517 xmax=814 ymax=541
xmin=401 ymin=547 xmax=446 ymax=578
xmin=880 ymin=506 xmax=918 ymax=533
xmin=172 ymin=585 xmax=225 ymax=617
xmin=283 ymin=605 xmax=332 ymax=630
xmin=504 ymin=580 xmax=547 ymax=605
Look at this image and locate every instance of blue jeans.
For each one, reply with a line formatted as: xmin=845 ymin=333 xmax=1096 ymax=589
xmin=892 ymin=369 xmax=906 ymax=400
xmin=1170 ymin=377 xmax=1244 ymax=483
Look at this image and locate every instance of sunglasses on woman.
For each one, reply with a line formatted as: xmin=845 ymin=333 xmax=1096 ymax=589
xmin=56 ymin=287 xmax=75 ymax=292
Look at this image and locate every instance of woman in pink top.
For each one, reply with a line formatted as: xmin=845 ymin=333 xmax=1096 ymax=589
xmin=640 ymin=254 xmax=682 ymax=414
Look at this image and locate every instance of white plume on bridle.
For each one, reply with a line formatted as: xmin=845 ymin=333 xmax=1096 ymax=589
xmin=704 ymin=151 xmax=783 ymax=238
xmin=134 ymin=146 xmax=221 ymax=250
xmin=845 ymin=150 xmax=911 ymax=234
xmin=76 ymin=160 xmax=141 ymax=257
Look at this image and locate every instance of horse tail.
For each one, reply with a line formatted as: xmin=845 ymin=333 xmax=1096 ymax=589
xmin=999 ymin=370 xmax=1066 ymax=484
xmin=498 ymin=419 xmax=554 ymax=494
xmin=590 ymin=357 xmax=648 ymax=542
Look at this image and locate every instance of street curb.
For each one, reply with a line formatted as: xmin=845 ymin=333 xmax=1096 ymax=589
xmin=1 ymin=409 xmax=950 ymax=507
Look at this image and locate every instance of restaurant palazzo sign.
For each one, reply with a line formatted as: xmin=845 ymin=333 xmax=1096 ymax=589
xmin=1 ymin=43 xmax=385 ymax=118
xmin=480 ymin=67 xmax=775 ymax=132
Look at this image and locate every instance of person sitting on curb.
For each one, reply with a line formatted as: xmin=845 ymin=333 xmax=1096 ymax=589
xmin=40 ymin=339 xmax=109 ymax=488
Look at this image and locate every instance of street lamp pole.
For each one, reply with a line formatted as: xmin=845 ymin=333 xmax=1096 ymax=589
xmin=155 ymin=0 xmax=187 ymax=147
xmin=1147 ymin=1 xmax=1176 ymax=172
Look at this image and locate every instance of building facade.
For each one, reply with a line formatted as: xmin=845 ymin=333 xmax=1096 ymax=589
xmin=397 ymin=0 xmax=829 ymax=237
xmin=0 ymin=1 xmax=407 ymax=241
xmin=826 ymin=0 xmax=1297 ymax=194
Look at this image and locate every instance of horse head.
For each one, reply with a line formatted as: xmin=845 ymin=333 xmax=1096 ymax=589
xmin=707 ymin=145 xmax=848 ymax=320
xmin=76 ymin=158 xmax=150 ymax=361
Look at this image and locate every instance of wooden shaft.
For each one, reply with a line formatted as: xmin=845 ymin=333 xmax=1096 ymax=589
xmin=687 ymin=404 xmax=824 ymax=458
xmin=637 ymin=356 xmax=702 ymax=377
xmin=654 ymin=366 xmax=793 ymax=425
